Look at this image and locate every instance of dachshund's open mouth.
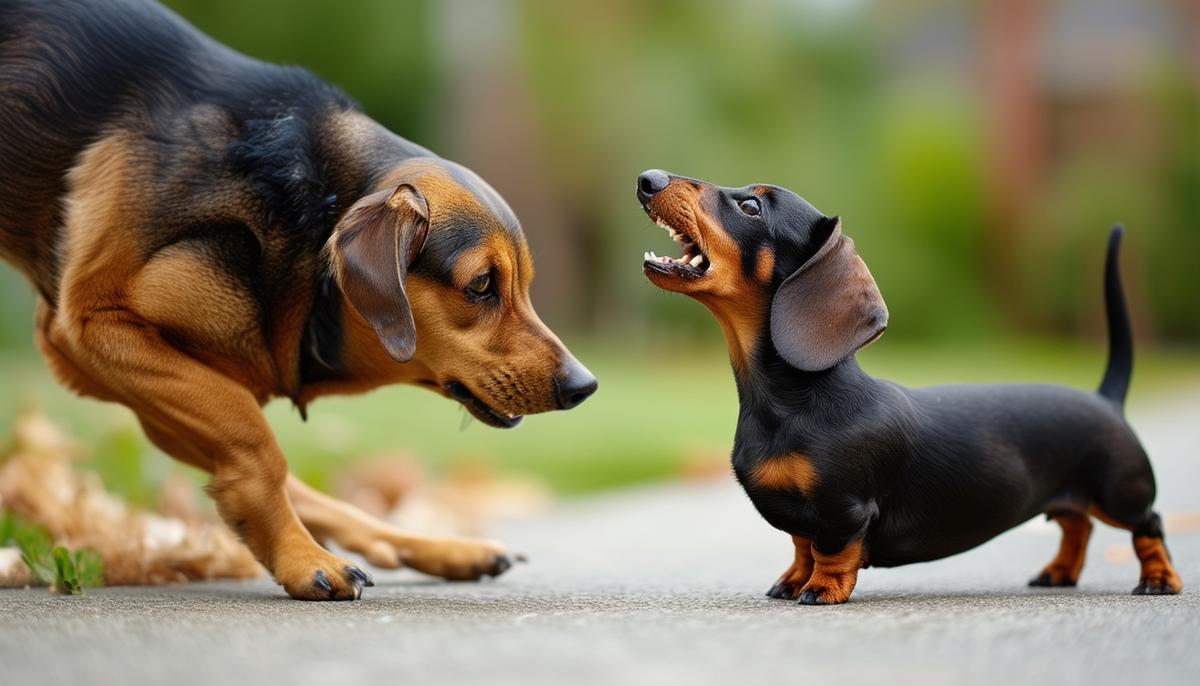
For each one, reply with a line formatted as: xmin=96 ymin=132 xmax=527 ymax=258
xmin=641 ymin=211 xmax=710 ymax=280
xmin=445 ymin=381 xmax=523 ymax=429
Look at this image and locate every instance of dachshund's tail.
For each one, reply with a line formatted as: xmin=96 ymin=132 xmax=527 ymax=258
xmin=1098 ymin=225 xmax=1133 ymax=411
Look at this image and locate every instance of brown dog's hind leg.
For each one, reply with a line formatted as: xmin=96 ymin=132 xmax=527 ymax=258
xmin=287 ymin=476 xmax=515 ymax=581
xmin=766 ymin=535 xmax=814 ymax=600
xmin=1029 ymin=512 xmax=1093 ymax=587
xmin=797 ymin=540 xmax=863 ymax=605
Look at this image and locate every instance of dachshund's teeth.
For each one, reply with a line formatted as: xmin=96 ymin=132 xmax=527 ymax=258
xmin=689 ymin=254 xmax=704 ymax=268
xmin=643 ymin=251 xmax=652 ymax=261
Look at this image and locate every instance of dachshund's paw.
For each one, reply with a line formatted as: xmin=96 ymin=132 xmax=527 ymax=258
xmin=1133 ymin=575 xmax=1182 ymax=595
xmin=1028 ymin=569 xmax=1078 ymax=588
xmin=275 ymin=548 xmax=373 ymax=601
xmin=796 ymin=585 xmax=851 ymax=605
xmin=766 ymin=581 xmax=801 ymax=600
xmin=397 ymin=537 xmax=518 ymax=582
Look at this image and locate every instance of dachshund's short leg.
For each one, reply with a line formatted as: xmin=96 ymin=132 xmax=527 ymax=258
xmin=1091 ymin=508 xmax=1182 ymax=595
xmin=1125 ymin=512 xmax=1183 ymax=595
xmin=797 ymin=540 xmax=864 ymax=605
xmin=1132 ymin=531 xmax=1183 ymax=595
xmin=287 ymin=475 xmax=515 ymax=581
xmin=1029 ymin=513 xmax=1093 ymax=587
xmin=766 ymin=535 xmax=814 ymax=600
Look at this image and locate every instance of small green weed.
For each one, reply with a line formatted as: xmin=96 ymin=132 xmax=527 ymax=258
xmin=0 ymin=509 xmax=104 ymax=594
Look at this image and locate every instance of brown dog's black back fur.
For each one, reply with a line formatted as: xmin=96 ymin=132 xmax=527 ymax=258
xmin=0 ymin=0 xmax=404 ymax=302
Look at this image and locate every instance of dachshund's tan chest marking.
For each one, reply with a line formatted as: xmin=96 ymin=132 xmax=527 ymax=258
xmin=750 ymin=453 xmax=819 ymax=496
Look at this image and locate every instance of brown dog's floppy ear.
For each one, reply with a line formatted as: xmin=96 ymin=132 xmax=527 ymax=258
xmin=331 ymin=184 xmax=429 ymax=362
xmin=769 ymin=217 xmax=888 ymax=371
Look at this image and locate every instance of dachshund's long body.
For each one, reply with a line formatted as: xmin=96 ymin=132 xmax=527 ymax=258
xmin=637 ymin=169 xmax=1180 ymax=604
xmin=0 ymin=0 xmax=596 ymax=600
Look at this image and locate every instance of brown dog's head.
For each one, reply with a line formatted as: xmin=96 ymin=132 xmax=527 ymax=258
xmin=636 ymin=169 xmax=887 ymax=372
xmin=326 ymin=157 xmax=595 ymax=427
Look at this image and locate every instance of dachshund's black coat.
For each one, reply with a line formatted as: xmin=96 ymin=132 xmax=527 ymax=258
xmin=637 ymin=170 xmax=1181 ymax=604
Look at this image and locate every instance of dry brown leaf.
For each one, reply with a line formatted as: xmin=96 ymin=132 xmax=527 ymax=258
xmin=0 ymin=412 xmax=261 ymax=587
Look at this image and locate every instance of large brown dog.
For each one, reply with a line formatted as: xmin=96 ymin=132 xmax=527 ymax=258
xmin=0 ymin=0 xmax=596 ymax=599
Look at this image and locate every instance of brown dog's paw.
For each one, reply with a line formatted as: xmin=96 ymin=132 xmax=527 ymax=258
xmin=1133 ymin=575 xmax=1182 ymax=596
xmin=276 ymin=550 xmax=374 ymax=601
xmin=796 ymin=586 xmax=851 ymax=605
xmin=398 ymin=537 xmax=517 ymax=581
xmin=1028 ymin=570 xmax=1078 ymax=588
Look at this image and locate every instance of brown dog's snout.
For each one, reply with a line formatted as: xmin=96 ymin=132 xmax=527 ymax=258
xmin=637 ymin=169 xmax=671 ymax=202
xmin=554 ymin=358 xmax=597 ymax=410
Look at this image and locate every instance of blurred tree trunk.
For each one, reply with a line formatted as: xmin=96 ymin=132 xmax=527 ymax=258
xmin=431 ymin=0 xmax=582 ymax=331
xmin=980 ymin=0 xmax=1044 ymax=330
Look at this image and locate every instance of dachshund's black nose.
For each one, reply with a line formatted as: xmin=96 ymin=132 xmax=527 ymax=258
xmin=555 ymin=360 xmax=597 ymax=410
xmin=638 ymin=169 xmax=671 ymax=197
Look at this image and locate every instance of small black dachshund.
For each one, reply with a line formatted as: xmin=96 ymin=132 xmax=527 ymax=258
xmin=636 ymin=169 xmax=1182 ymax=604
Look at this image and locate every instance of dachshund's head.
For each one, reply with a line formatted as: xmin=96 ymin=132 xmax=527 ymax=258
xmin=636 ymin=169 xmax=887 ymax=372
xmin=327 ymin=157 xmax=595 ymax=427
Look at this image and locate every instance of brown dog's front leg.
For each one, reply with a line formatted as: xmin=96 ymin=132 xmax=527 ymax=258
xmin=51 ymin=308 xmax=371 ymax=600
xmin=766 ymin=535 xmax=814 ymax=600
xmin=797 ymin=540 xmax=864 ymax=605
xmin=287 ymin=476 xmax=515 ymax=580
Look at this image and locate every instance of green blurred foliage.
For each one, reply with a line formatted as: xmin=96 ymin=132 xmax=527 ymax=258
xmin=164 ymin=0 xmax=436 ymax=135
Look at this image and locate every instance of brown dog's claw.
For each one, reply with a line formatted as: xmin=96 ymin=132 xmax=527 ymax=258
xmin=346 ymin=565 xmax=374 ymax=588
xmin=487 ymin=554 xmax=513 ymax=577
xmin=313 ymin=569 xmax=333 ymax=595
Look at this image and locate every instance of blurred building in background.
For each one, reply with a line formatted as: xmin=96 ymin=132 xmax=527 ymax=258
xmin=0 ymin=0 xmax=1195 ymax=350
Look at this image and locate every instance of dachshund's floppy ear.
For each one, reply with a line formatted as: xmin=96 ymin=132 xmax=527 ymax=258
xmin=769 ymin=217 xmax=887 ymax=371
xmin=331 ymin=184 xmax=429 ymax=362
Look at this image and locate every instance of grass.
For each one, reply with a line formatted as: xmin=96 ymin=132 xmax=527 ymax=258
xmin=0 ymin=338 xmax=1197 ymax=500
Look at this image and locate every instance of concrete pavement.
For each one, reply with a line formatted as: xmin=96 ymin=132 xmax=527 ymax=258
xmin=2 ymin=389 xmax=1198 ymax=686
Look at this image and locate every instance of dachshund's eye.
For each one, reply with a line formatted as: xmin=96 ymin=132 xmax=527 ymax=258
xmin=738 ymin=197 xmax=762 ymax=217
xmin=466 ymin=273 xmax=493 ymax=300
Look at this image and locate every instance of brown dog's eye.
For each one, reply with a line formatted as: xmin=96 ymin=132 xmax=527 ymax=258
xmin=466 ymin=273 xmax=493 ymax=300
xmin=738 ymin=198 xmax=762 ymax=217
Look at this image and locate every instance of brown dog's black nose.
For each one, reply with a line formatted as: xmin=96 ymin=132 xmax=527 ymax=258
xmin=555 ymin=360 xmax=597 ymax=410
xmin=637 ymin=169 xmax=670 ymax=198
